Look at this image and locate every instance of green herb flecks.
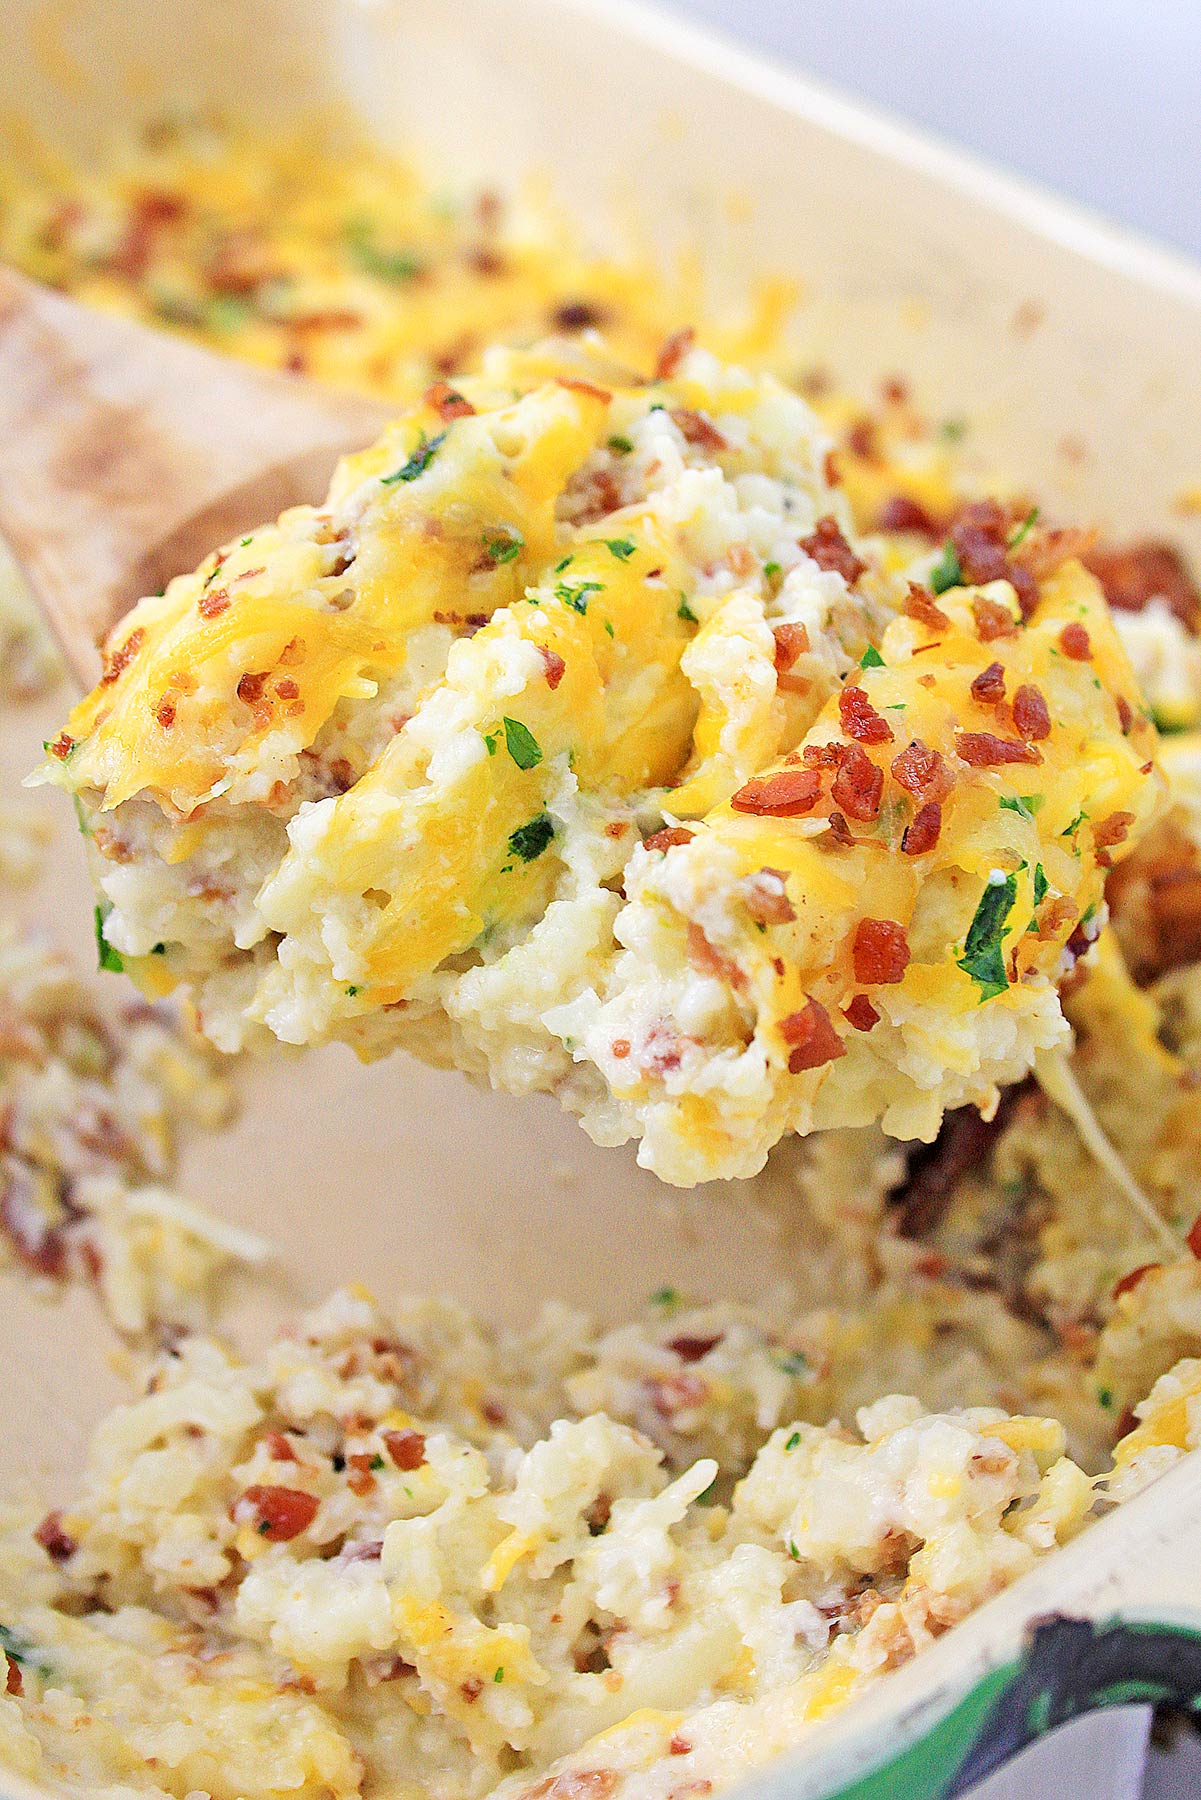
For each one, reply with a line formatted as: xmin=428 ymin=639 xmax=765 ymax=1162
xmin=677 ymin=596 xmax=698 ymax=625
xmin=502 ymin=716 xmax=543 ymax=770
xmin=1007 ymin=506 xmax=1039 ymax=550
xmin=650 ymin=1285 xmax=682 ymax=1312
xmin=507 ymin=813 xmax=555 ymax=863
xmin=860 ymin=644 xmax=886 ymax=669
xmin=785 ymin=1431 xmax=801 ymax=1452
xmin=72 ymin=794 xmax=92 ymax=839
xmin=788 ymin=1540 xmax=801 ymax=1561
xmin=494 ymin=1666 xmax=504 ymax=1683
xmin=929 ymin=540 xmax=963 ymax=595
xmin=381 ymin=431 xmax=446 ymax=485
xmin=607 ymin=434 xmax=634 ymax=455
xmin=346 ymin=220 xmax=424 ymax=283
xmin=482 ymin=527 xmax=524 ymax=565
xmin=999 ymin=794 xmax=1044 ymax=822
xmin=775 ymin=1351 xmax=810 ymax=1378
xmin=555 ymin=579 xmax=603 ymax=614
xmin=1032 ymin=863 xmax=1049 ymax=907
xmin=957 ymin=870 xmax=1018 ymax=1000
xmin=1063 ymin=812 xmax=1088 ymax=837
xmin=601 ymin=537 xmax=636 ymax=561
xmin=939 ymin=417 xmax=968 ymax=443
xmin=94 ymin=904 xmax=123 ymax=975
xmin=763 ymin=561 xmax=781 ymax=580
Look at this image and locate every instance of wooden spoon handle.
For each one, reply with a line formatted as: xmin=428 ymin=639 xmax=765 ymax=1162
xmin=0 ymin=266 xmax=388 ymax=686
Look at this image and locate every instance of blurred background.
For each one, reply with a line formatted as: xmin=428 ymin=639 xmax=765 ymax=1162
xmin=666 ymin=0 xmax=1201 ymax=258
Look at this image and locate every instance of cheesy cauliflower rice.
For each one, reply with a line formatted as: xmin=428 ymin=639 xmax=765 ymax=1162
xmin=3 ymin=120 xmax=1201 ymax=1800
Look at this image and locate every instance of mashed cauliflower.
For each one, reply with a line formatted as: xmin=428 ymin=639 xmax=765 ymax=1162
xmin=43 ymin=340 xmax=1160 ymax=1183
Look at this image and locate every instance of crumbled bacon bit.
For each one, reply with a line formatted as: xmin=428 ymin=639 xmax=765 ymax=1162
xmin=557 ymin=376 xmax=613 ymax=404
xmin=741 ymin=867 xmax=796 ymax=925
xmin=649 ymin=1372 xmax=707 ymax=1419
xmin=643 ymin=826 xmax=694 ymax=852
xmin=878 ymin=495 xmax=940 ymax=537
xmin=670 ymin=407 xmax=727 ymax=452
xmin=524 ymin=1771 xmax=620 ymax=1800
xmin=951 ymin=499 xmax=1038 ymax=617
xmin=971 ymin=597 xmax=1018 ymax=642
xmin=970 ymin=661 xmax=1007 ymax=705
xmin=844 ymin=994 xmax=880 ymax=1031
xmin=346 ymin=1453 xmax=378 ymax=1497
xmin=668 ymin=1334 xmax=722 ymax=1363
xmin=235 ymin=1485 xmax=318 ymax=1542
xmin=1059 ymin=621 xmax=1092 ymax=660
xmin=891 ymin=739 xmax=953 ymax=803
xmin=611 ymin=1039 xmax=631 ymax=1059
xmin=831 ymin=744 xmax=884 ymax=821
xmin=779 ymin=999 xmax=845 ymax=1073
xmin=731 ymin=769 xmax=822 ymax=817
xmin=460 ymin=1676 xmax=484 ymax=1704
xmin=669 ymin=1737 xmax=692 ymax=1757
xmin=1117 ymin=693 xmax=1134 ymax=734
xmin=383 ymin=1429 xmax=426 ymax=1471
xmin=237 ymin=671 xmax=268 ymax=706
xmin=1015 ymin=525 xmax=1098 ymax=580
xmin=1011 ymin=685 xmax=1051 ymax=741
xmin=1084 ymin=540 xmax=1200 ymax=631
xmin=539 ymin=647 xmax=566 ymax=690
xmin=826 ymin=810 xmax=855 ymax=846
xmin=846 ymin=417 xmax=877 ymax=461
xmin=154 ymin=697 xmax=176 ymax=730
xmin=1094 ymin=811 xmax=1135 ymax=850
xmin=853 ymin=918 xmax=910 ymax=985
xmin=802 ymin=742 xmax=844 ymax=769
xmin=34 ymin=1510 xmax=77 ymax=1563
xmin=100 ymin=627 xmax=145 ymax=684
xmin=955 ymin=731 xmax=1042 ymax=767
xmin=552 ymin=300 xmax=607 ymax=332
xmin=901 ymin=801 xmax=943 ymax=856
xmin=799 ymin=516 xmax=866 ymax=585
xmin=198 ymin=586 xmax=230 ymax=618
xmin=1188 ymin=1213 xmax=1201 ymax=1260
xmin=274 ymin=678 xmax=299 ymax=702
xmin=772 ymin=622 xmax=811 ymax=675
xmin=839 ymin=684 xmax=893 ymax=744
xmin=5 ymin=1661 xmax=21 ymax=1697
xmin=655 ymin=326 xmax=696 ymax=380
xmin=47 ymin=733 xmax=75 ymax=762
xmin=1112 ymin=1262 xmax=1158 ymax=1301
xmin=423 ymin=380 xmax=475 ymax=420
xmin=264 ymin=1430 xmax=297 ymax=1463
xmin=904 ymin=583 xmax=950 ymax=631
xmin=686 ymin=922 xmax=744 ymax=989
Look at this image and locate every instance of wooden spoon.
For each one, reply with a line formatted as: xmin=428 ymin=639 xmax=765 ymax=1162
xmin=0 ymin=266 xmax=391 ymax=689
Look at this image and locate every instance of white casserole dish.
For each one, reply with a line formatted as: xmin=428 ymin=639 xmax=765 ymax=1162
xmin=3 ymin=1 xmax=1201 ymax=1794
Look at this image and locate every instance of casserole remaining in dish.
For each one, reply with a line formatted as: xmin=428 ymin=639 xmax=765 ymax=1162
xmin=3 ymin=116 xmax=1201 ymax=1800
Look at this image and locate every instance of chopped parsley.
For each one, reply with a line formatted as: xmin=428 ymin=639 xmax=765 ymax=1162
xmin=677 ymin=596 xmax=698 ymax=625
xmin=507 ymin=813 xmax=555 ymax=863
xmin=555 ymin=579 xmax=603 ymax=614
xmin=1007 ymin=506 xmax=1040 ymax=550
xmin=1032 ymin=863 xmax=1049 ymax=907
xmin=775 ymin=1351 xmax=810 ymax=1377
xmin=603 ymin=619 xmax=615 ymax=637
xmin=650 ymin=1285 xmax=682 ymax=1311
xmin=240 ymin=535 xmax=254 ymax=547
xmin=381 ymin=431 xmax=446 ymax=484
xmin=494 ymin=1667 xmax=504 ymax=1683
xmin=502 ymin=716 xmax=543 ymax=770
xmin=602 ymin=537 xmax=636 ymax=561
xmin=957 ymin=870 xmax=1018 ymax=1000
xmin=607 ymin=434 xmax=634 ymax=455
xmin=788 ymin=1540 xmax=801 ymax=1561
xmin=763 ymin=561 xmax=781 ymax=580
xmin=482 ymin=527 xmax=524 ymax=564
xmin=1063 ymin=811 xmax=1088 ymax=837
xmin=785 ymin=1431 xmax=801 ymax=1451
xmin=484 ymin=731 xmax=499 ymax=756
xmin=346 ymin=220 xmax=423 ymax=283
xmin=939 ymin=417 xmax=968 ymax=443
xmin=370 ymin=1454 xmax=386 ymax=1471
xmin=346 ymin=985 xmax=361 ymax=997
xmin=94 ymin=904 xmax=123 ymax=975
xmin=999 ymin=794 xmax=1044 ymax=822
xmin=1098 ymin=1387 xmax=1114 ymax=1410
xmin=860 ymin=644 xmax=886 ymax=669
xmin=0 ymin=1624 xmax=44 ymax=1671
xmin=929 ymin=540 xmax=963 ymax=595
